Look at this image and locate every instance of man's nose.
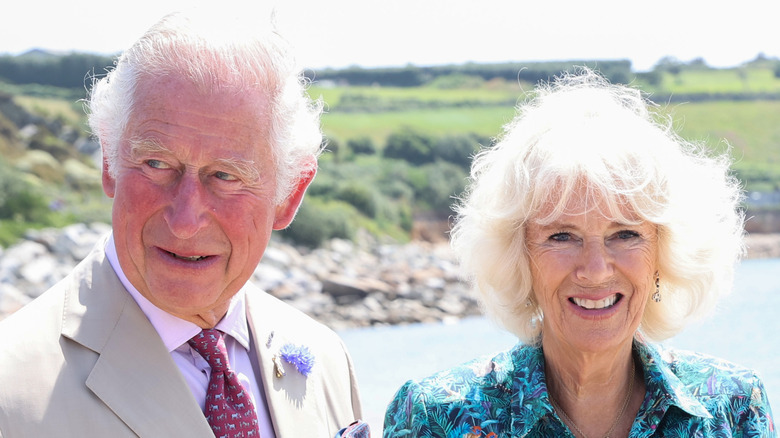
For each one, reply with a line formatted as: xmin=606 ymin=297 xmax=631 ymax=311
xmin=163 ymin=175 xmax=210 ymax=239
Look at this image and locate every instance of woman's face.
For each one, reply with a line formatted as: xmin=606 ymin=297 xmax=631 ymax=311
xmin=525 ymin=193 xmax=658 ymax=355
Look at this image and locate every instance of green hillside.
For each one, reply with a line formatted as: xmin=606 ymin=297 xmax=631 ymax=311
xmin=1 ymin=58 xmax=779 ymax=246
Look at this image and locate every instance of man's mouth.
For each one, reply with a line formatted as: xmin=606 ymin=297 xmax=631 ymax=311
xmin=570 ymin=294 xmax=621 ymax=310
xmin=166 ymin=250 xmax=209 ymax=262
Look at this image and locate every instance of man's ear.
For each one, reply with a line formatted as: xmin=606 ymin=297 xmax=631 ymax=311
xmin=101 ymin=144 xmax=116 ymax=199
xmin=272 ymin=163 xmax=317 ymax=230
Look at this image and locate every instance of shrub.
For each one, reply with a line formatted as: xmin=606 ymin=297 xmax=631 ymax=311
xmin=323 ymin=136 xmax=353 ymax=162
xmin=280 ymin=199 xmax=356 ymax=248
xmin=335 ymin=183 xmax=380 ymax=218
xmin=0 ymin=159 xmax=50 ymax=223
xmin=432 ymin=133 xmax=485 ymax=168
xmin=428 ymin=74 xmax=485 ymax=89
xmin=28 ymin=129 xmax=74 ymax=161
xmin=383 ymin=127 xmax=435 ymax=164
xmin=347 ymin=136 xmax=376 ymax=155
xmin=413 ymin=161 xmax=469 ymax=213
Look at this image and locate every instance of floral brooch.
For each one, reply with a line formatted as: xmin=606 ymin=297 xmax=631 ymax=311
xmin=267 ymin=331 xmax=315 ymax=378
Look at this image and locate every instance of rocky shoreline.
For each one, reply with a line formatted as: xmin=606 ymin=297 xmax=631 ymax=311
xmin=1 ymin=223 xmax=779 ymax=328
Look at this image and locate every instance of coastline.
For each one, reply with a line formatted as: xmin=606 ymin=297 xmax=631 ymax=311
xmin=1 ymin=224 xmax=779 ymax=328
xmin=744 ymin=232 xmax=780 ymax=259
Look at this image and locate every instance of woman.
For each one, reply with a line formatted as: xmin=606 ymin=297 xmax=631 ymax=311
xmin=383 ymin=70 xmax=775 ymax=437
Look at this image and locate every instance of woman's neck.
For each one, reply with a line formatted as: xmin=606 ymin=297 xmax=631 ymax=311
xmin=542 ymin=336 xmax=644 ymax=438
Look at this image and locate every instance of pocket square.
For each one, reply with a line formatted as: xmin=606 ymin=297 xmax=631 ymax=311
xmin=335 ymin=419 xmax=370 ymax=438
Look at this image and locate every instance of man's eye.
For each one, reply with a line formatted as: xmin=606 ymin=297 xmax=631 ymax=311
xmin=550 ymin=232 xmax=571 ymax=242
xmin=146 ymin=159 xmax=169 ymax=169
xmin=215 ymin=171 xmax=237 ymax=181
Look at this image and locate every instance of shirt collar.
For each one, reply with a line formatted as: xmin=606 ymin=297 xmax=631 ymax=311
xmin=634 ymin=333 xmax=713 ymax=419
xmin=104 ymin=233 xmax=251 ymax=352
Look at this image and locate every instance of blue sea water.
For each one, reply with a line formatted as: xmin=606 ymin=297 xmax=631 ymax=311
xmin=339 ymin=258 xmax=780 ymax=434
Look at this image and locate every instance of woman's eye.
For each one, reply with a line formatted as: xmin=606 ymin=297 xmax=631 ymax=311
xmin=215 ymin=171 xmax=237 ymax=181
xmin=616 ymin=230 xmax=640 ymax=239
xmin=550 ymin=232 xmax=571 ymax=242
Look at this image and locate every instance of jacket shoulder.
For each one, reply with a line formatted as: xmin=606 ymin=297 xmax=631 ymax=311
xmin=245 ymin=283 xmax=345 ymax=347
xmin=0 ymin=279 xmax=68 ymax=354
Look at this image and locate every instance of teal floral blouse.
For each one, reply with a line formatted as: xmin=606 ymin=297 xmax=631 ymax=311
xmin=383 ymin=336 xmax=775 ymax=437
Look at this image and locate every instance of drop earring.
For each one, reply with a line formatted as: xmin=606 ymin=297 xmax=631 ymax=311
xmin=653 ymin=271 xmax=661 ymax=302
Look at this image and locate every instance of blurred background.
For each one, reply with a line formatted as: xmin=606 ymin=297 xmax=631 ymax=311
xmin=1 ymin=0 xmax=778 ymax=433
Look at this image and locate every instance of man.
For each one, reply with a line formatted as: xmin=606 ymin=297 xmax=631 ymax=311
xmin=0 ymin=11 xmax=362 ymax=437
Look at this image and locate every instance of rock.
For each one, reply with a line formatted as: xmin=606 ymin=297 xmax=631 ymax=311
xmin=74 ymin=137 xmax=101 ymax=156
xmin=18 ymin=253 xmax=60 ymax=292
xmin=0 ymin=223 xmax=487 ymax=327
xmin=0 ymin=283 xmax=30 ymax=319
xmin=24 ymin=227 xmax=62 ymax=251
xmin=0 ymin=241 xmax=48 ymax=275
xmin=18 ymin=124 xmax=38 ymax=140
xmin=55 ymin=223 xmax=102 ymax=260
xmin=252 ymin=264 xmax=288 ymax=291
xmin=745 ymin=233 xmax=780 ymax=259
xmin=261 ymin=245 xmax=293 ymax=269
xmin=322 ymin=275 xmax=373 ymax=304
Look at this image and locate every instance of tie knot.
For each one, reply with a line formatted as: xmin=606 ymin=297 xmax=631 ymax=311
xmin=188 ymin=329 xmax=230 ymax=372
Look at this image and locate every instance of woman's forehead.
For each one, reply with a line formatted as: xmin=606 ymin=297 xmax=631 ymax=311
xmin=532 ymin=184 xmax=644 ymax=226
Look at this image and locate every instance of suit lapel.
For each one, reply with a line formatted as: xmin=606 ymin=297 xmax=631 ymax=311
xmin=245 ymin=287 xmax=329 ymax=437
xmin=62 ymin=241 xmax=212 ymax=437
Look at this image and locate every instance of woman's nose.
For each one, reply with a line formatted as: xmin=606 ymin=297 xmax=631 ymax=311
xmin=576 ymin=239 xmax=614 ymax=284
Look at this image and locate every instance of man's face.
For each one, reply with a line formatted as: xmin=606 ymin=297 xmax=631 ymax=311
xmin=102 ymin=76 xmax=305 ymax=326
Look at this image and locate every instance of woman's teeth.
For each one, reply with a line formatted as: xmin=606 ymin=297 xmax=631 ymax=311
xmin=571 ymin=295 xmax=618 ymax=310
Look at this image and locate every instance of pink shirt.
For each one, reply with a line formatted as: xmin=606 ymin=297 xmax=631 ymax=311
xmin=105 ymin=234 xmax=276 ymax=438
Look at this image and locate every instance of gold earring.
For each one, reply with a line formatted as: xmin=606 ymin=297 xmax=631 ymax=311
xmin=652 ymin=271 xmax=661 ymax=302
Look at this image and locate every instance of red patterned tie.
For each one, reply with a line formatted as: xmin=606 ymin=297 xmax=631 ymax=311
xmin=188 ymin=329 xmax=260 ymax=437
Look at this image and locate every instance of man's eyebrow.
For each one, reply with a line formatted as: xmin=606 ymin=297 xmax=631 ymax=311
xmin=213 ymin=157 xmax=260 ymax=183
xmin=128 ymin=138 xmax=172 ymax=159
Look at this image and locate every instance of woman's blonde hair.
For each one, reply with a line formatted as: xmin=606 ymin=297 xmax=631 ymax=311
xmin=450 ymin=68 xmax=745 ymax=343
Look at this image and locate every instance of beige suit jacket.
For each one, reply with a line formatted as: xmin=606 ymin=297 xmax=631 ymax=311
xmin=0 ymin=238 xmax=362 ymax=437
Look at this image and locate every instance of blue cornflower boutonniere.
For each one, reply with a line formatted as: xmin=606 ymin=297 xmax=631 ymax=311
xmin=280 ymin=343 xmax=315 ymax=376
xmin=267 ymin=331 xmax=314 ymax=378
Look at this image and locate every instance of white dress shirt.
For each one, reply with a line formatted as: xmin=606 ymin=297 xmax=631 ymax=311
xmin=105 ymin=234 xmax=276 ymax=438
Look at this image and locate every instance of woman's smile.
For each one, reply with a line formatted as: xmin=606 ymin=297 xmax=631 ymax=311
xmin=570 ymin=293 xmax=620 ymax=310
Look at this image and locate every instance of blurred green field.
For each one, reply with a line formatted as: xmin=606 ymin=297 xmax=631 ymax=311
xmin=311 ymin=80 xmax=525 ymax=107
xmin=318 ymin=91 xmax=780 ymax=166
xmin=656 ymin=68 xmax=780 ymax=94
xmin=670 ymin=100 xmax=780 ymax=164
xmin=321 ymin=106 xmax=517 ymax=146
